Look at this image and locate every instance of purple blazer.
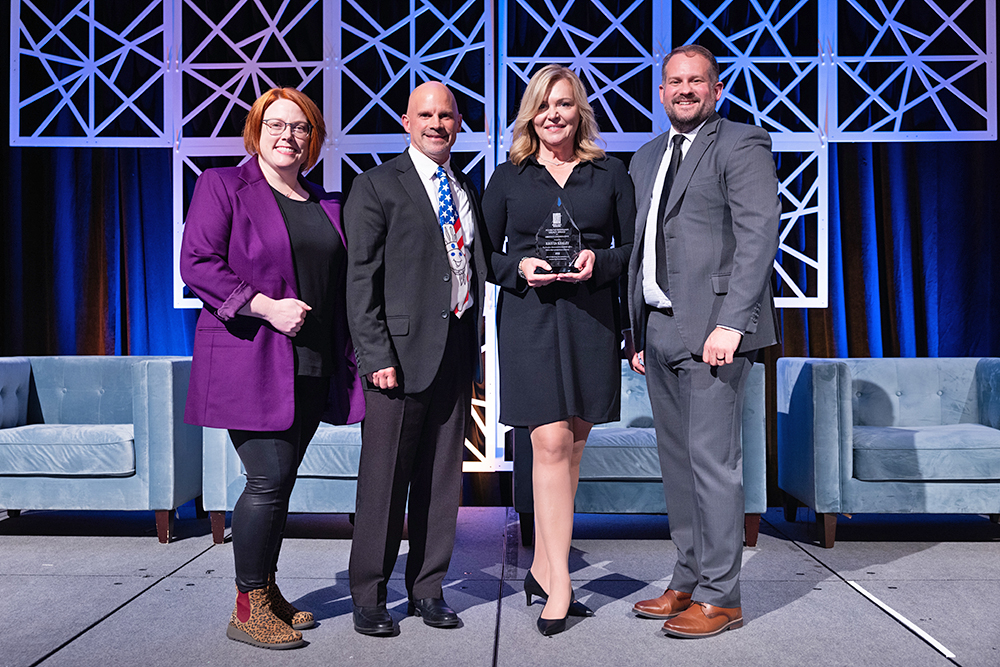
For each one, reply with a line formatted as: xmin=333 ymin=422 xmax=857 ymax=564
xmin=180 ymin=158 xmax=365 ymax=431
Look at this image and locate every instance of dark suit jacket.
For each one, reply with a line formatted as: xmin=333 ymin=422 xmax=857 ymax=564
xmin=180 ymin=158 xmax=365 ymax=431
xmin=344 ymin=151 xmax=487 ymax=394
xmin=627 ymin=114 xmax=781 ymax=355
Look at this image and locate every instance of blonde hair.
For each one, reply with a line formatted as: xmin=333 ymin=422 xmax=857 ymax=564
xmin=243 ymin=87 xmax=326 ymax=171
xmin=509 ymin=65 xmax=605 ymax=166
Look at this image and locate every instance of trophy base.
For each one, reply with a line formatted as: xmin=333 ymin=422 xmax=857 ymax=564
xmin=534 ymin=266 xmax=581 ymax=275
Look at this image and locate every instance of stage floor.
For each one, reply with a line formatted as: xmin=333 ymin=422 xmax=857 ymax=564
xmin=2 ymin=506 xmax=997 ymax=667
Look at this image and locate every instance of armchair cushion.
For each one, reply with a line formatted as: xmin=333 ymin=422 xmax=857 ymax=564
xmin=854 ymin=423 xmax=1000 ymax=481
xmin=850 ymin=360 xmax=979 ymax=427
xmin=26 ymin=356 xmax=138 ymax=424
xmin=297 ymin=425 xmax=362 ymax=478
xmin=0 ymin=424 xmax=135 ymax=476
xmin=579 ymin=428 xmax=660 ymax=480
xmin=0 ymin=357 xmax=30 ymax=428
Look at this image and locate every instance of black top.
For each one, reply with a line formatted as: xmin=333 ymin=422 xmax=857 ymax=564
xmin=481 ymin=156 xmax=636 ymax=426
xmin=272 ymin=188 xmax=346 ymax=377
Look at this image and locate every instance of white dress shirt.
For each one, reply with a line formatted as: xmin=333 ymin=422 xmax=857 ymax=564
xmin=640 ymin=121 xmax=706 ymax=309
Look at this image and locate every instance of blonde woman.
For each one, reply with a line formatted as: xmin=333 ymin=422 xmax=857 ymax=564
xmin=481 ymin=65 xmax=635 ymax=636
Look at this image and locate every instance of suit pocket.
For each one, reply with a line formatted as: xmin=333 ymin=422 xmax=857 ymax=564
xmin=386 ymin=315 xmax=409 ymax=336
xmin=711 ymin=273 xmax=731 ymax=294
xmin=689 ymin=173 xmax=722 ymax=189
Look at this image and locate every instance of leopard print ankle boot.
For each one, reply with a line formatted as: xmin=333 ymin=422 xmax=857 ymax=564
xmin=226 ymin=587 xmax=304 ymax=649
xmin=267 ymin=575 xmax=315 ymax=630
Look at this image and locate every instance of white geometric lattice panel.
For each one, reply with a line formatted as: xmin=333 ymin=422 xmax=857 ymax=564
xmin=773 ymin=144 xmax=828 ymax=308
xmin=830 ymin=0 xmax=997 ymax=141
xmin=671 ymin=0 xmax=824 ymax=140
xmin=331 ymin=0 xmax=493 ymax=191
xmin=499 ymin=0 xmax=658 ymax=152
xmin=11 ymin=0 xmax=170 ymax=146
xmin=177 ymin=0 xmax=326 ymax=142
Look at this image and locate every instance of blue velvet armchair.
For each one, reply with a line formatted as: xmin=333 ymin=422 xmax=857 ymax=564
xmin=777 ymin=357 xmax=1000 ymax=547
xmin=202 ymin=424 xmax=362 ymax=543
xmin=0 ymin=356 xmax=202 ymax=542
xmin=513 ymin=361 xmax=767 ymax=547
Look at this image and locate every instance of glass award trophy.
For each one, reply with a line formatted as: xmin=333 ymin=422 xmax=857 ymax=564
xmin=534 ymin=197 xmax=582 ymax=273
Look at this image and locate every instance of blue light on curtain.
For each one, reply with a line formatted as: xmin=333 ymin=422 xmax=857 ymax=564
xmin=827 ymin=144 xmax=848 ymax=357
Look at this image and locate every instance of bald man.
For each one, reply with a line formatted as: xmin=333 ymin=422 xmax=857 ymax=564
xmin=345 ymin=82 xmax=487 ymax=636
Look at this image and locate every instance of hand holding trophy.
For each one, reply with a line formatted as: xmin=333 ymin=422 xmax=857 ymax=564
xmin=534 ymin=197 xmax=582 ymax=274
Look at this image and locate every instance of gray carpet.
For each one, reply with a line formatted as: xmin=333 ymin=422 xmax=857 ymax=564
xmin=1 ymin=506 xmax=997 ymax=667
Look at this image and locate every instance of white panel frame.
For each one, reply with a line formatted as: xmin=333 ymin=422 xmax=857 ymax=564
xmin=11 ymin=0 xmax=173 ymax=146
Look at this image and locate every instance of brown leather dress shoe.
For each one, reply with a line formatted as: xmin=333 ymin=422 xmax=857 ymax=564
xmin=662 ymin=602 xmax=743 ymax=638
xmin=632 ymin=589 xmax=692 ymax=619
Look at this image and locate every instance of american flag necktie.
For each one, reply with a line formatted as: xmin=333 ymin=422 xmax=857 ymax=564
xmin=436 ymin=166 xmax=472 ymax=315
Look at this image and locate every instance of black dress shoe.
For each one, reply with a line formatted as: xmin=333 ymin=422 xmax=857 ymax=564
xmin=524 ymin=571 xmax=595 ymax=617
xmin=537 ymin=612 xmax=568 ymax=636
xmin=407 ymin=597 xmax=460 ymax=628
xmin=353 ymin=605 xmax=394 ymax=636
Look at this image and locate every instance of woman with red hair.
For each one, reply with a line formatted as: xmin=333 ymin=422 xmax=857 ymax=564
xmin=181 ymin=88 xmax=364 ymax=649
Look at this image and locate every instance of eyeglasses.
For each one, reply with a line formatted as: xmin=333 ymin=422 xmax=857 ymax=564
xmin=262 ymin=119 xmax=312 ymax=138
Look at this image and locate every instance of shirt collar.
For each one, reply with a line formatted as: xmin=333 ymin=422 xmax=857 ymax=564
xmin=517 ymin=153 xmax=604 ymax=173
xmin=408 ymin=145 xmax=454 ymax=182
xmin=668 ymin=117 xmax=709 ymax=145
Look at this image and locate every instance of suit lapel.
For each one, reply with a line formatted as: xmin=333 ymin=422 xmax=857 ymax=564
xmin=395 ymin=152 xmax=441 ymax=236
xmin=664 ymin=114 xmax=721 ymax=214
xmin=637 ymin=132 xmax=669 ymax=208
xmin=633 ymin=132 xmax=670 ymax=244
xmin=235 ymin=159 xmax=298 ymax=293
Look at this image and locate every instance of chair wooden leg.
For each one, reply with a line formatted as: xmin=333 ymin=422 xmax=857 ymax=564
xmin=155 ymin=510 xmax=175 ymax=544
xmin=210 ymin=511 xmax=227 ymax=544
xmin=6 ymin=509 xmax=21 ymax=518
xmin=519 ymin=512 xmax=534 ymax=547
xmin=816 ymin=512 xmax=837 ymax=548
xmin=782 ymin=492 xmax=798 ymax=522
xmin=744 ymin=513 xmax=761 ymax=547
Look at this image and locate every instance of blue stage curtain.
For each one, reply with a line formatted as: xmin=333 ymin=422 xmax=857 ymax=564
xmin=2 ymin=139 xmax=997 ymax=358
xmin=779 ymin=140 xmax=1000 ymax=359
xmin=1 ymin=147 xmax=197 ymax=356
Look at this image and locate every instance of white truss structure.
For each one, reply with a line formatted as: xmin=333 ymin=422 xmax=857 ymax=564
xmin=10 ymin=0 xmax=997 ymax=471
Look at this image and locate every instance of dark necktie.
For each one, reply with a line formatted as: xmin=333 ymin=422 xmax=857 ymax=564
xmin=654 ymin=134 xmax=686 ymax=293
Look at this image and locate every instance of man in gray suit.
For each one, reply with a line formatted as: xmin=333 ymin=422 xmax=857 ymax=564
xmin=625 ymin=45 xmax=780 ymax=638
xmin=345 ymin=81 xmax=486 ymax=636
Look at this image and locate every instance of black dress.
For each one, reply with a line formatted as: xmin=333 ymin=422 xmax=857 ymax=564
xmin=482 ymin=156 xmax=636 ymax=427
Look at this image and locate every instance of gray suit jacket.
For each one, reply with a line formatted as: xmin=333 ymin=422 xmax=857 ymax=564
xmin=627 ymin=114 xmax=781 ymax=355
xmin=344 ymin=151 xmax=487 ymax=394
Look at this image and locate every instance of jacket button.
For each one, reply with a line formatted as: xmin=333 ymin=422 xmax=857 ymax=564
xmin=443 ymin=274 xmax=451 ymax=282
xmin=441 ymin=310 xmax=449 ymax=319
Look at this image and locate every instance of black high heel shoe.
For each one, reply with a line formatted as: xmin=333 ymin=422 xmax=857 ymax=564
xmin=537 ymin=612 xmax=568 ymax=637
xmin=524 ymin=571 xmax=595 ymax=617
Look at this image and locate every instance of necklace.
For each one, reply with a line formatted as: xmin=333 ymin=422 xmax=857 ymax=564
xmin=538 ymin=154 xmax=576 ymax=167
